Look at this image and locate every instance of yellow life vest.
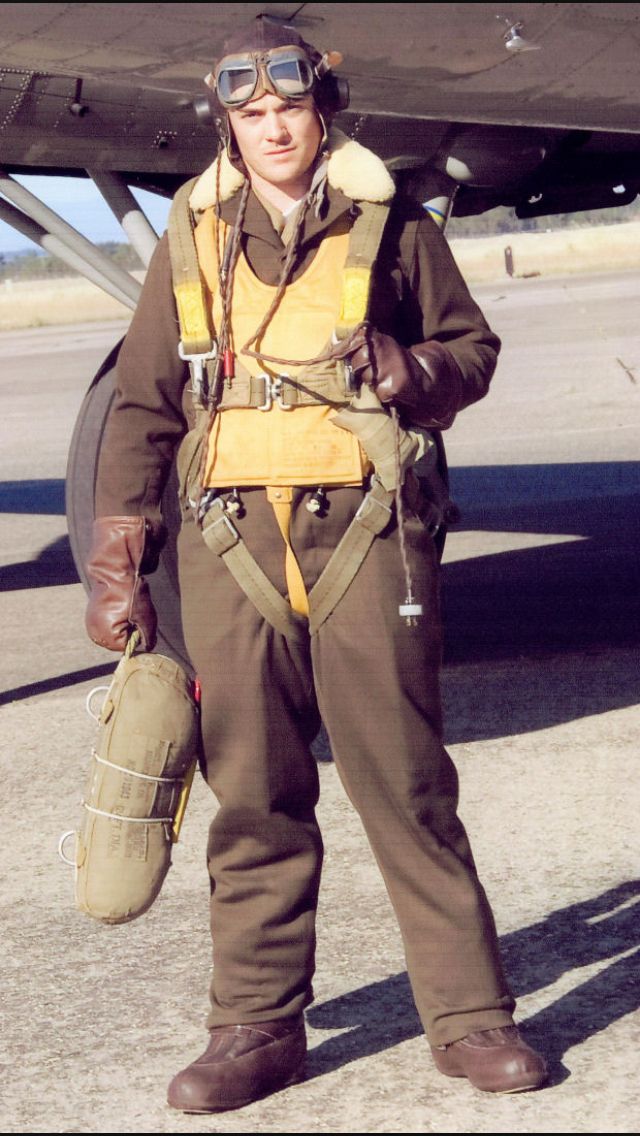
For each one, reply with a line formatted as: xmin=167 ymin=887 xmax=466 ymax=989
xmin=168 ymin=181 xmax=395 ymax=619
xmin=193 ymin=210 xmax=370 ymax=488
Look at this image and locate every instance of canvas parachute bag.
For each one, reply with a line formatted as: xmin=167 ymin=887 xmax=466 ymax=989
xmin=59 ymin=633 xmax=201 ymax=924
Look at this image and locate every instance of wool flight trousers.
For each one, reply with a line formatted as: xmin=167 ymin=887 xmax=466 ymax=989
xmin=177 ymin=483 xmax=515 ymax=1047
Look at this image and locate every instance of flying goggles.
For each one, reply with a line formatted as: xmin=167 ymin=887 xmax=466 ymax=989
xmin=207 ymin=45 xmax=342 ymax=109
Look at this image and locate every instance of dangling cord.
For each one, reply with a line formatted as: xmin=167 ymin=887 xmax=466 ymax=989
xmin=240 ymin=173 xmax=367 ymax=368
xmin=240 ymin=193 xmax=366 ymax=368
xmin=240 ymin=192 xmax=313 ymax=364
xmin=392 ymin=406 xmax=423 ymax=626
xmin=194 ymin=174 xmax=251 ymax=522
xmin=218 ymin=176 xmax=251 ymax=384
xmin=213 ymin=147 xmax=225 ymax=298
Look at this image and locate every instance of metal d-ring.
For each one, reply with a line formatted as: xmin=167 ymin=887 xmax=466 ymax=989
xmin=58 ymin=830 xmax=77 ymax=867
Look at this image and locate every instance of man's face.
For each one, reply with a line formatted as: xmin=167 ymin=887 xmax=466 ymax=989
xmin=227 ymin=92 xmax=323 ymax=194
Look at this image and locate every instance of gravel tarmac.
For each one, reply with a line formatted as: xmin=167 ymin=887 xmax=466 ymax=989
xmin=0 ymin=271 xmax=638 ymax=1133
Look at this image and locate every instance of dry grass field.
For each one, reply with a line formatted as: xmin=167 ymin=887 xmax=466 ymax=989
xmin=449 ymin=218 xmax=640 ymax=283
xmin=0 ymin=275 xmax=134 ymax=330
xmin=0 ymin=221 xmax=638 ymax=330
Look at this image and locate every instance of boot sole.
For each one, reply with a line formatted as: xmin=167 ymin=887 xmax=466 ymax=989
xmin=432 ymin=1050 xmax=548 ymax=1094
xmin=434 ymin=1063 xmax=548 ymax=1094
xmin=168 ymin=1061 xmax=306 ymax=1113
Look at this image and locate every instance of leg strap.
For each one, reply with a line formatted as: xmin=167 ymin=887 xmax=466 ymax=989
xmin=200 ymin=501 xmax=307 ymax=644
xmin=199 ymin=479 xmax=394 ymax=640
xmin=307 ymin=478 xmax=394 ymax=634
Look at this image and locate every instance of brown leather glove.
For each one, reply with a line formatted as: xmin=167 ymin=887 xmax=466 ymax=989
xmin=85 ymin=516 xmax=165 ymax=652
xmin=341 ymin=326 xmax=464 ymax=430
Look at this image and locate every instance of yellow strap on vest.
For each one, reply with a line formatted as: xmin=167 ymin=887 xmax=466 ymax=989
xmin=167 ymin=190 xmax=391 ymax=358
xmin=266 ymin=487 xmax=309 ymax=617
xmin=334 ymin=201 xmax=391 ymax=340
xmin=168 ymin=179 xmax=215 ymax=356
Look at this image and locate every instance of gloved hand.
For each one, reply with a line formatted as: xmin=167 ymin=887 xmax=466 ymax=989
xmin=339 ymin=325 xmax=464 ymax=430
xmin=85 ymin=516 xmax=165 ymax=652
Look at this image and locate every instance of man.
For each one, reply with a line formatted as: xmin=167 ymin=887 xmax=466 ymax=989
xmin=85 ymin=17 xmax=547 ymax=1113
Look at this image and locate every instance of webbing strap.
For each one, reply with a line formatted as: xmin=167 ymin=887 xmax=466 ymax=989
xmin=168 ymin=179 xmax=215 ymax=357
xmin=168 ymin=188 xmax=390 ymax=361
xmin=213 ymin=369 xmax=348 ymax=410
xmin=335 ymin=201 xmax=391 ymax=340
xmin=200 ymin=501 xmax=307 ymax=643
xmin=200 ymin=482 xmax=394 ymax=639
xmin=266 ymin=487 xmax=310 ymax=617
xmin=307 ymin=478 xmax=394 ymax=634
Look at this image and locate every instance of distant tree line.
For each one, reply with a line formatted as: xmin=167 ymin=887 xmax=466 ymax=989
xmin=0 ymin=241 xmax=144 ymax=282
xmin=446 ymin=199 xmax=640 ymax=238
xmin=0 ymin=199 xmax=638 ymax=280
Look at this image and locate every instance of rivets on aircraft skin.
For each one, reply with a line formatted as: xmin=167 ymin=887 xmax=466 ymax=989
xmin=154 ymin=130 xmax=177 ymax=149
xmin=1 ymin=69 xmax=34 ymax=132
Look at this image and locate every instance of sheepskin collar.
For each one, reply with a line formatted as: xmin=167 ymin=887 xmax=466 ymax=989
xmin=188 ymin=127 xmax=395 ymax=213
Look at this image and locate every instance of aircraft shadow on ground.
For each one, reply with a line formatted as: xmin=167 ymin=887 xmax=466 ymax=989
xmin=441 ymin=462 xmax=640 ymax=665
xmin=1 ymin=465 xmax=638 ymax=733
xmin=305 ymin=879 xmax=640 ymax=1087
xmin=0 ymin=534 xmax=78 ymax=590
xmin=0 ymin=480 xmax=78 ymax=590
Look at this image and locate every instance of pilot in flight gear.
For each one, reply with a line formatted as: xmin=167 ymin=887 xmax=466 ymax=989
xmin=84 ymin=16 xmax=548 ymax=1112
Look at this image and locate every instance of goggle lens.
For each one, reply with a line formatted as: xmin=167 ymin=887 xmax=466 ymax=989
xmin=217 ymin=64 xmax=258 ymax=106
xmin=266 ymin=56 xmax=314 ymax=96
xmin=215 ymin=51 xmax=316 ymax=107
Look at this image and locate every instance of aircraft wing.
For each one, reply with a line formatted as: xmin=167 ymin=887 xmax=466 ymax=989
xmin=3 ymin=2 xmax=637 ymax=669
xmin=0 ymin=1 xmax=638 ymax=220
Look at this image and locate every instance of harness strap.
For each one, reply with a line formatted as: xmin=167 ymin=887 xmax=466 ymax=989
xmin=307 ymin=477 xmax=394 ymax=634
xmin=266 ymin=487 xmax=310 ymax=617
xmin=200 ymin=480 xmax=394 ymax=640
xmin=200 ymin=499 xmax=307 ymax=643
xmin=213 ymin=369 xmax=347 ymax=410
xmin=335 ymin=201 xmax=391 ymax=341
xmin=168 ymin=192 xmax=391 ymax=381
xmin=168 ymin=178 xmax=215 ymax=357
xmin=168 ymin=185 xmax=397 ymax=631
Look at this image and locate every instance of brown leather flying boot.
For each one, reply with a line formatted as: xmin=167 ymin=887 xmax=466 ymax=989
xmin=167 ymin=1016 xmax=307 ymax=1113
xmin=431 ymin=1026 xmax=548 ymax=1093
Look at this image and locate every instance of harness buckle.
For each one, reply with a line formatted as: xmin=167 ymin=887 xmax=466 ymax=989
xmin=201 ymin=498 xmax=241 ymax=552
xmin=196 ymin=488 xmax=219 ymax=523
xmin=257 ymin=373 xmax=294 ymax=411
xmin=344 ymin=362 xmax=359 ymax=393
xmin=331 ymin=331 xmax=360 ymax=395
xmin=178 ymin=341 xmax=218 ymax=402
xmin=355 ymin=482 xmax=393 ymax=533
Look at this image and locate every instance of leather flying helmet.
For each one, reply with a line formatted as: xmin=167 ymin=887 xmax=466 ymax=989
xmin=205 ymin=16 xmax=349 ymax=117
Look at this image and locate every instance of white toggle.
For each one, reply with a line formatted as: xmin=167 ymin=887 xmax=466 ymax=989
xmin=399 ymin=603 xmax=423 ymax=618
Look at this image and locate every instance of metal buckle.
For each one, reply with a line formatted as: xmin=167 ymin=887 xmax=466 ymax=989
xmin=355 ymin=483 xmax=393 ymax=528
xmin=178 ymin=341 xmax=218 ymax=401
xmin=343 ymin=362 xmax=359 ymax=393
xmin=211 ymin=510 xmax=239 ymax=542
xmin=196 ymin=488 xmax=219 ymax=523
xmin=257 ymin=373 xmax=294 ymax=411
xmin=203 ymin=500 xmax=240 ymax=548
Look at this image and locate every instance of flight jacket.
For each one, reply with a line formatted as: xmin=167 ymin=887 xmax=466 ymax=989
xmin=95 ymin=136 xmax=501 ymax=525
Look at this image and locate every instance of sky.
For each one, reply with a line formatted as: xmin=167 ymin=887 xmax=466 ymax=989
xmin=0 ymin=175 xmax=173 ymax=255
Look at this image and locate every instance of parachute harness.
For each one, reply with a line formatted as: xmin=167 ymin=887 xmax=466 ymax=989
xmin=169 ymin=158 xmax=424 ymax=625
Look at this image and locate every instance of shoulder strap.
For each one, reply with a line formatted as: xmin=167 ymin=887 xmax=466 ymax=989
xmin=335 ymin=200 xmax=392 ymax=340
xmin=167 ymin=179 xmax=215 ymax=357
xmin=168 ymin=187 xmax=391 ymax=359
